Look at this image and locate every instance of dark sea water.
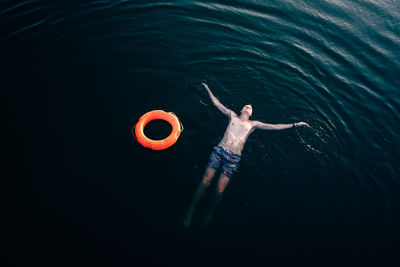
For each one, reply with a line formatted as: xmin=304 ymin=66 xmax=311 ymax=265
xmin=3 ymin=0 xmax=400 ymax=266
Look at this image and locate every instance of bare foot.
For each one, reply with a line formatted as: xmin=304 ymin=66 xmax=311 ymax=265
xmin=183 ymin=213 xmax=192 ymax=228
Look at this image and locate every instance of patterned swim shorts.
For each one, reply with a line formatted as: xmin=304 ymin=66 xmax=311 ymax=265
xmin=207 ymin=146 xmax=241 ymax=179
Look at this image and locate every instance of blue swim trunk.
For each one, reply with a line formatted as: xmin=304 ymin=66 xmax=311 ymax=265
xmin=207 ymin=146 xmax=241 ymax=179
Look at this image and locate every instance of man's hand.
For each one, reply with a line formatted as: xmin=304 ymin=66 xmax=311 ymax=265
xmin=201 ymin=83 xmax=210 ymax=90
xmin=201 ymin=83 xmax=213 ymax=95
xmin=200 ymin=83 xmax=234 ymax=117
xmin=295 ymin=122 xmax=310 ymax=128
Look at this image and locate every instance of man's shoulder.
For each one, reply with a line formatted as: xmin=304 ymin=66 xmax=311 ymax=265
xmin=248 ymin=120 xmax=261 ymax=127
xmin=229 ymin=110 xmax=239 ymax=118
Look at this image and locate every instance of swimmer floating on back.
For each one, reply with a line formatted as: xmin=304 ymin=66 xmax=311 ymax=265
xmin=184 ymin=83 xmax=310 ymax=228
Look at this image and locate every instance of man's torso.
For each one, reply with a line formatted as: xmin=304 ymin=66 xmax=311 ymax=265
xmin=218 ymin=114 xmax=255 ymax=155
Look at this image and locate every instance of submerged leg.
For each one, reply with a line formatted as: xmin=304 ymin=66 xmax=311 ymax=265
xmin=183 ymin=167 xmax=217 ymax=228
xmin=202 ymin=174 xmax=231 ymax=227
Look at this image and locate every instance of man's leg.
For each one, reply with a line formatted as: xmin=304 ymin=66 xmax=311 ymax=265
xmin=202 ymin=174 xmax=231 ymax=227
xmin=183 ymin=167 xmax=217 ymax=228
xmin=216 ymin=174 xmax=231 ymax=193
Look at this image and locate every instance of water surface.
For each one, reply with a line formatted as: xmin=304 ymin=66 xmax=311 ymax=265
xmin=3 ymin=0 xmax=400 ymax=265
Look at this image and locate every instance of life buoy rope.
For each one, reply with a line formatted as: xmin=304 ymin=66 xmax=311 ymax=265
xmin=132 ymin=110 xmax=183 ymax=150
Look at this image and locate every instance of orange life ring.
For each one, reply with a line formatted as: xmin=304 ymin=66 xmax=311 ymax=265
xmin=133 ymin=110 xmax=183 ymax=150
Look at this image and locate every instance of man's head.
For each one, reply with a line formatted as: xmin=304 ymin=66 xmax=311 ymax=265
xmin=241 ymin=104 xmax=253 ymax=117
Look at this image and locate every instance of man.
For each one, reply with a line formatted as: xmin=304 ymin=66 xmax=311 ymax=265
xmin=184 ymin=83 xmax=310 ymax=228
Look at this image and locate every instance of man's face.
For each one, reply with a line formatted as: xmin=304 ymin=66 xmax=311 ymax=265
xmin=241 ymin=104 xmax=253 ymax=116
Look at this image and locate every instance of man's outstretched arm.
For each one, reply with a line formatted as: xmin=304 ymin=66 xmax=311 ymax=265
xmin=252 ymin=121 xmax=310 ymax=130
xmin=201 ymin=83 xmax=235 ymax=117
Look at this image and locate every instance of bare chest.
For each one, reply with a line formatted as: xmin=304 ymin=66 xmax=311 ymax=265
xmin=226 ymin=117 xmax=253 ymax=136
